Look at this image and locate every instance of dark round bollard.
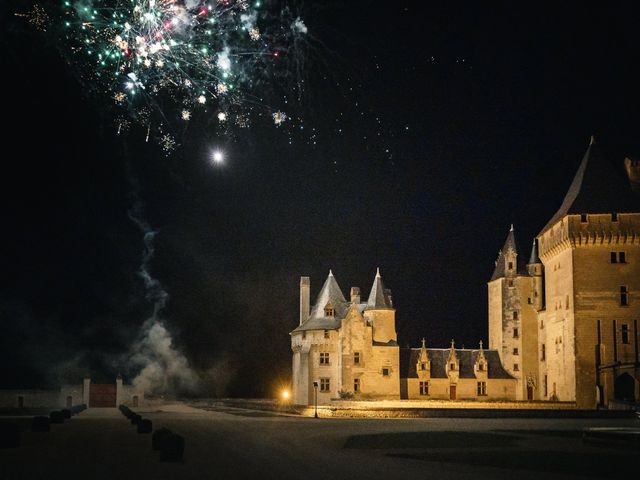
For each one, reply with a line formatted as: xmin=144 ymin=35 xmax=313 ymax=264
xmin=31 ymin=416 xmax=50 ymax=432
xmin=137 ymin=419 xmax=152 ymax=434
xmin=49 ymin=411 xmax=64 ymax=424
xmin=152 ymin=428 xmax=172 ymax=450
xmin=0 ymin=423 xmax=20 ymax=448
xmin=61 ymin=409 xmax=72 ymax=419
xmin=159 ymin=434 xmax=185 ymax=462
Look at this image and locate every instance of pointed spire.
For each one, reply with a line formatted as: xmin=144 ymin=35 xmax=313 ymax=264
xmin=308 ymin=271 xmax=346 ymax=320
xmin=510 ymin=223 xmax=514 ymax=232
xmin=590 ymin=134 xmax=595 ymax=145
xmin=528 ymin=239 xmax=540 ymax=265
xmin=479 ymin=340 xmax=483 ymax=351
xmin=490 ymin=226 xmax=518 ymax=281
xmin=421 ymin=337 xmax=426 ymax=349
xmin=450 ymin=339 xmax=455 ymax=349
xmin=366 ymin=268 xmax=392 ymax=309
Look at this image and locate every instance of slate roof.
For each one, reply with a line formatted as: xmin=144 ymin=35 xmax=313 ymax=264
xmin=528 ymin=239 xmax=540 ymax=265
xmin=490 ymin=225 xmax=529 ymax=281
xmin=539 ymin=138 xmax=639 ymax=235
xmin=400 ymin=348 xmax=514 ymax=380
xmin=366 ymin=268 xmax=393 ymax=309
xmin=291 ymin=271 xmax=349 ymax=333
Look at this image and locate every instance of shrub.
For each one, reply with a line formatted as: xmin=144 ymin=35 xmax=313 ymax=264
xmin=31 ymin=416 xmax=50 ymax=432
xmin=159 ymin=434 xmax=185 ymax=462
xmin=152 ymin=428 xmax=173 ymax=450
xmin=49 ymin=411 xmax=64 ymax=424
xmin=338 ymin=390 xmax=354 ymax=400
xmin=137 ymin=419 xmax=152 ymax=434
xmin=0 ymin=423 xmax=20 ymax=448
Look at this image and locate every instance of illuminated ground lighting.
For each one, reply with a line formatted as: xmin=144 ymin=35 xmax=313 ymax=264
xmin=281 ymin=390 xmax=290 ymax=401
xmin=211 ymin=150 xmax=224 ymax=164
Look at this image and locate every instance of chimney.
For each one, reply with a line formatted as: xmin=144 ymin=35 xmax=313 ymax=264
xmin=300 ymin=276 xmax=310 ymax=325
xmin=624 ymin=157 xmax=640 ymax=193
xmin=350 ymin=287 xmax=360 ymax=304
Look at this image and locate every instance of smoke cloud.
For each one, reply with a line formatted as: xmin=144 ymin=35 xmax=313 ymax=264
xmin=126 ymin=182 xmax=199 ymax=396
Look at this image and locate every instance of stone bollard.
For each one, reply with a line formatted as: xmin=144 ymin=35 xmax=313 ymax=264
xmin=137 ymin=419 xmax=152 ymax=434
xmin=159 ymin=434 xmax=185 ymax=462
xmin=0 ymin=423 xmax=20 ymax=448
xmin=31 ymin=416 xmax=50 ymax=432
xmin=49 ymin=411 xmax=65 ymax=424
xmin=152 ymin=428 xmax=173 ymax=450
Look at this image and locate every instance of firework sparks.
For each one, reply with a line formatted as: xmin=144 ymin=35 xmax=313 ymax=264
xmin=26 ymin=0 xmax=308 ymax=154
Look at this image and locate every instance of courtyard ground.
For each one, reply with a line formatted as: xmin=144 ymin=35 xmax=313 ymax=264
xmin=1 ymin=403 xmax=638 ymax=479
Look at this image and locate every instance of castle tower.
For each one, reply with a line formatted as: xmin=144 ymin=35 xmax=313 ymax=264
xmin=536 ymin=138 xmax=640 ymax=407
xmin=488 ymin=225 xmax=540 ymax=400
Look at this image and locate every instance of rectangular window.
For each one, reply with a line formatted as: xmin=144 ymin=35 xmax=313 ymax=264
xmin=508 ymin=262 xmax=513 ymax=270
xmin=513 ymin=311 xmax=518 ymax=320
xmin=354 ymin=378 xmax=360 ymax=392
xmin=620 ymin=286 xmax=628 ymax=306
xmin=478 ymin=363 xmax=485 ymax=371
xmin=450 ymin=363 xmax=455 ymax=371
xmin=622 ymin=324 xmax=630 ymax=344
xmin=324 ymin=330 xmax=330 ymax=339
xmin=540 ymin=320 xmax=544 ymax=329
xmin=477 ymin=381 xmax=487 ymax=396
xmin=419 ymin=381 xmax=429 ymax=396
xmin=513 ymin=347 xmax=519 ymax=355
xmin=581 ymin=214 xmax=588 ymax=223
xmin=513 ymin=363 xmax=519 ymax=372
xmin=319 ymin=352 xmax=330 ymax=365
xmin=619 ymin=252 xmax=626 ymax=263
xmin=541 ymin=344 xmax=546 ymax=361
xmin=320 ymin=378 xmax=330 ymax=392
xmin=544 ymin=375 xmax=548 ymax=397
xmin=382 ymin=368 xmax=390 ymax=377
xmin=353 ymin=352 xmax=360 ymax=364
xmin=611 ymin=252 xmax=618 ymax=263
xmin=420 ymin=362 xmax=427 ymax=371
xmin=513 ymin=328 xmax=519 ymax=338
xmin=302 ymin=331 xmax=306 ymax=339
xmin=508 ymin=280 xmax=514 ymax=287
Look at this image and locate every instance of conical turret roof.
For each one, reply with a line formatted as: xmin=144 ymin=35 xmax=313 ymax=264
xmin=528 ymin=239 xmax=540 ymax=265
xmin=539 ymin=138 xmax=639 ymax=235
xmin=291 ymin=270 xmax=348 ymax=332
xmin=366 ymin=268 xmax=393 ymax=309
xmin=490 ymin=225 xmax=522 ymax=281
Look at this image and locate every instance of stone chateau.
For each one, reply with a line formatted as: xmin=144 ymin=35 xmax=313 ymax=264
xmin=291 ymin=139 xmax=639 ymax=408
xmin=489 ymin=138 xmax=639 ymax=408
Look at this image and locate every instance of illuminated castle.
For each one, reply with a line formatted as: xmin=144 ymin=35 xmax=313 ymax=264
xmin=290 ymin=270 xmax=516 ymax=405
xmin=488 ymin=138 xmax=640 ymax=408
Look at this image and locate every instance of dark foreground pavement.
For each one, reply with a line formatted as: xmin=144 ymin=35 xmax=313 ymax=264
xmin=1 ymin=404 xmax=638 ymax=480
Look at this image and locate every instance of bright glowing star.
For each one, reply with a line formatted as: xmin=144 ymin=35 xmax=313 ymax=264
xmin=217 ymin=112 xmax=227 ymax=122
xmin=181 ymin=109 xmax=191 ymax=121
xmin=161 ymin=133 xmax=176 ymax=154
xmin=249 ymin=28 xmax=260 ymax=41
xmin=212 ymin=150 xmax=224 ymax=164
xmin=216 ymin=82 xmax=227 ymax=94
xmin=197 ymin=95 xmax=206 ymax=104
xmin=144 ymin=58 xmax=152 ymax=67
xmin=272 ymin=110 xmax=287 ymax=126
xmin=281 ymin=390 xmax=290 ymax=400
xmin=184 ymin=79 xmax=192 ymax=87
xmin=113 ymin=92 xmax=126 ymax=103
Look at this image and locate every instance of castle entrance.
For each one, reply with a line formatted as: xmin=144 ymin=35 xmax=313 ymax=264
xmin=89 ymin=384 xmax=117 ymax=407
xmin=614 ymin=373 xmax=635 ymax=401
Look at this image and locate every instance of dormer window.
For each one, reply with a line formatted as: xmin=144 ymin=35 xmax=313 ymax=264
xmin=581 ymin=214 xmax=588 ymax=223
xmin=450 ymin=363 xmax=455 ymax=370
xmin=324 ymin=304 xmax=334 ymax=317
xmin=478 ymin=362 xmax=485 ymax=371
xmin=420 ymin=362 xmax=427 ymax=371
xmin=508 ymin=261 xmax=513 ymax=270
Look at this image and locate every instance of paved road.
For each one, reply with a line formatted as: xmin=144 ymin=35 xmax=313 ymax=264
xmin=1 ymin=405 xmax=638 ymax=479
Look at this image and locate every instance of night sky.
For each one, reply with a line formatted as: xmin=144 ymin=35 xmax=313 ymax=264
xmin=1 ymin=1 xmax=639 ymax=396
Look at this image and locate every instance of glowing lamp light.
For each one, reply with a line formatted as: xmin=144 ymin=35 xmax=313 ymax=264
xmin=281 ymin=390 xmax=290 ymax=400
xmin=211 ymin=150 xmax=224 ymax=164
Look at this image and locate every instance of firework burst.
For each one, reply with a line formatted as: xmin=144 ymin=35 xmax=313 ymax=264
xmin=24 ymin=1 xmax=308 ymax=153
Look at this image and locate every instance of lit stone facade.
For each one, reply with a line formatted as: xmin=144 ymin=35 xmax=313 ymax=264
xmin=291 ymin=270 xmax=516 ymax=405
xmin=489 ymin=139 xmax=640 ymax=408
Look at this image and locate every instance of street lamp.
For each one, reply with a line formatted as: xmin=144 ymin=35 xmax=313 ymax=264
xmin=313 ymin=381 xmax=318 ymax=418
